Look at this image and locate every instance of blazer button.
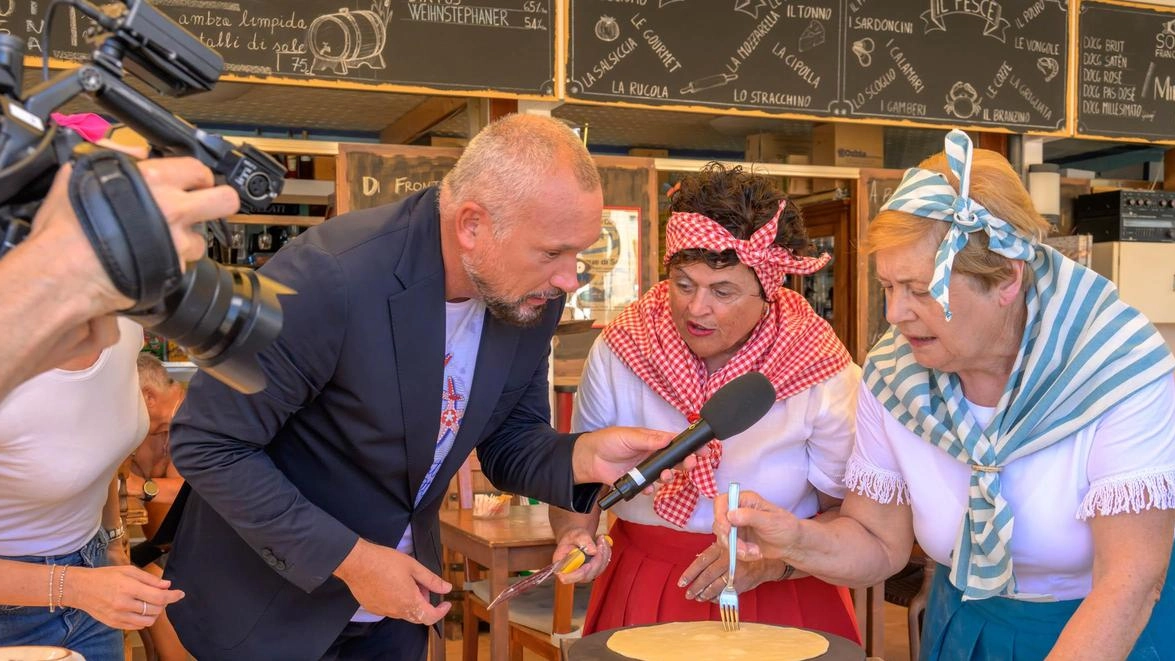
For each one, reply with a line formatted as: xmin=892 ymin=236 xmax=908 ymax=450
xmin=261 ymin=548 xmax=275 ymax=563
xmin=275 ymin=561 xmax=288 ymax=571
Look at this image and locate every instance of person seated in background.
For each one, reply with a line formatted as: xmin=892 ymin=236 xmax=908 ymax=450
xmin=125 ymin=353 xmax=186 ymax=541
xmin=550 ymin=163 xmax=862 ymax=642
xmin=0 ymin=317 xmax=182 ymax=660
xmin=120 ymin=353 xmax=190 ymax=661
xmin=715 ymin=130 xmax=1175 ymax=660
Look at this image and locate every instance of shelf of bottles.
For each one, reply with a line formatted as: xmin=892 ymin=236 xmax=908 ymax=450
xmin=803 ymin=235 xmax=835 ymax=324
xmin=209 ymin=153 xmax=334 ymax=268
xmin=147 ymin=151 xmax=335 ymax=364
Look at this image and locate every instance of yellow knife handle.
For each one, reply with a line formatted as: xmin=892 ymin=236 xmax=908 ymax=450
xmin=558 ymin=535 xmax=614 ymax=574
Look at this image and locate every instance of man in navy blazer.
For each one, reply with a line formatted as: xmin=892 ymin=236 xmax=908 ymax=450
xmin=163 ymin=114 xmax=673 ymax=660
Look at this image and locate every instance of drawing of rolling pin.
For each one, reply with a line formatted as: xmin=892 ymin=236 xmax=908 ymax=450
xmin=680 ymin=72 xmax=738 ymax=95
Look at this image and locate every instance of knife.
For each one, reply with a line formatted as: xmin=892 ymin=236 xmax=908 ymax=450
xmin=486 ymin=535 xmax=613 ymax=609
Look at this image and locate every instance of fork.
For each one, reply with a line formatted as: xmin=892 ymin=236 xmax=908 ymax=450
xmin=719 ymin=481 xmax=740 ymax=632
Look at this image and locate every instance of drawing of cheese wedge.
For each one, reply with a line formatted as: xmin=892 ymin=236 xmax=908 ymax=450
xmin=798 ymin=20 xmax=826 ymax=52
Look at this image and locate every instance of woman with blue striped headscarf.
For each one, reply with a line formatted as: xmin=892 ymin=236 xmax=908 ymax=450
xmin=713 ymin=130 xmax=1175 ymax=660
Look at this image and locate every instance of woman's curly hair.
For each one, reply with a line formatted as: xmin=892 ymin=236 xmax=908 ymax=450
xmin=666 ymin=163 xmax=810 ymax=292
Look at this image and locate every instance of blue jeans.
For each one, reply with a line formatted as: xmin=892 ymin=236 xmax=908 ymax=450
xmin=0 ymin=531 xmax=122 ymax=661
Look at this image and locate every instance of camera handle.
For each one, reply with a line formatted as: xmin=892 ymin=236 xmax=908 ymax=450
xmin=69 ymin=147 xmax=182 ymax=306
xmin=23 ymin=50 xmax=284 ymax=213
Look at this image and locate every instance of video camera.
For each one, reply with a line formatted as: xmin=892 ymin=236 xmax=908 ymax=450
xmin=0 ymin=0 xmax=290 ymax=393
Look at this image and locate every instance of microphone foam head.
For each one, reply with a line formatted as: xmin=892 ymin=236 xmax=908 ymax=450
xmin=699 ymin=371 xmax=776 ymax=440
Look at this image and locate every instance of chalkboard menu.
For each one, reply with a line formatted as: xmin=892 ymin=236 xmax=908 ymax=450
xmin=2 ymin=0 xmax=556 ymax=95
xmin=1077 ymin=1 xmax=1175 ymax=142
xmin=844 ymin=0 xmax=1067 ymax=131
xmin=567 ymin=0 xmax=1068 ymax=132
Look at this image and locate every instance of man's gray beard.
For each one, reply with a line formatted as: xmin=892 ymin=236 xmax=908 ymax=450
xmin=463 ymin=258 xmax=547 ymax=328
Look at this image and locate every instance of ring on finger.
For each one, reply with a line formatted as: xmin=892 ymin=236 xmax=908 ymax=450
xmin=707 ymin=575 xmax=728 ymax=599
xmin=140 ymin=600 xmax=149 ymax=617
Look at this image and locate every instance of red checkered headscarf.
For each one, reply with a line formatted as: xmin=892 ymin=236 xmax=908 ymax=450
xmin=603 ymin=203 xmax=851 ymax=527
xmin=664 ymin=200 xmax=831 ymax=300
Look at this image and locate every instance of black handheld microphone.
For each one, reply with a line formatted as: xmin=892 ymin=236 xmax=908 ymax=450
xmin=597 ymin=371 xmax=775 ymax=510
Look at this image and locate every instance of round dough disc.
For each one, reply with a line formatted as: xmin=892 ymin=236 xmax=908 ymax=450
xmin=606 ymin=621 xmax=830 ymax=660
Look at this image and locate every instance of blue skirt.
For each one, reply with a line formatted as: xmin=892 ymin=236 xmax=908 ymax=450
xmin=921 ymin=547 xmax=1175 ymax=661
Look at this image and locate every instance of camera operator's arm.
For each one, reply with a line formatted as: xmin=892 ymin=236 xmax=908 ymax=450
xmin=0 ymin=157 xmax=237 ymax=400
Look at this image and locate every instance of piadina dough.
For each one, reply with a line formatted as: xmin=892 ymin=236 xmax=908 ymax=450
xmin=606 ymin=621 xmax=830 ymax=660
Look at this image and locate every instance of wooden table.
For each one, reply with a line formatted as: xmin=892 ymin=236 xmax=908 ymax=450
xmin=439 ymin=505 xmax=565 ymax=661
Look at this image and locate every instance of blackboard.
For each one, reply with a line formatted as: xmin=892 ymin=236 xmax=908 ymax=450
xmin=336 ymin=144 xmax=459 ymax=214
xmin=566 ymin=0 xmax=1068 ymax=133
xmin=843 ymin=0 xmax=1067 ymax=131
xmin=1076 ymin=1 xmax=1175 ymax=142
xmin=2 ymin=0 xmax=556 ymax=96
xmin=567 ymin=0 xmax=840 ymax=115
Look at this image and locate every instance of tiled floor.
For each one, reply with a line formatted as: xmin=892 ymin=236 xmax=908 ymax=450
xmin=443 ymin=602 xmax=915 ymax=661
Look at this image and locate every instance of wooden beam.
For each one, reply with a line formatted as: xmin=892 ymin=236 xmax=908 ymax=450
xmin=378 ymin=96 xmax=467 ymax=144
xmin=977 ymin=132 xmax=1009 ymax=158
xmin=466 ymin=98 xmax=520 ymax=137
xmin=489 ymin=98 xmax=518 ymax=120
xmin=1165 ymin=149 xmax=1175 ymax=191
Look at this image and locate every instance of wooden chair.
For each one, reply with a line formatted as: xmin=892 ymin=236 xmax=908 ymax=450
xmin=443 ymin=458 xmax=590 ymax=661
xmin=429 ymin=627 xmax=445 ymax=661
xmin=462 ymin=563 xmax=588 ymax=661
xmin=884 ymin=550 xmax=935 ymax=661
xmin=850 ymin=583 xmax=886 ymax=657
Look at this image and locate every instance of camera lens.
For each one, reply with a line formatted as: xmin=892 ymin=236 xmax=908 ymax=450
xmin=128 ymin=257 xmax=292 ymax=393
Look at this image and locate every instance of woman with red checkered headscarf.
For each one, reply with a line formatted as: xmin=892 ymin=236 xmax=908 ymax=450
xmin=548 ymin=163 xmax=861 ymax=640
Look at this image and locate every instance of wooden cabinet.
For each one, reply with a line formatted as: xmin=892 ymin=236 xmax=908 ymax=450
xmin=794 ymin=199 xmax=855 ymax=354
xmin=1091 ymin=242 xmax=1175 ymax=324
xmin=853 ymin=169 xmax=909 ymax=362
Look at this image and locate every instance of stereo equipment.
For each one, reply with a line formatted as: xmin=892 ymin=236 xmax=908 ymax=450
xmin=1073 ymin=190 xmax=1175 ymax=243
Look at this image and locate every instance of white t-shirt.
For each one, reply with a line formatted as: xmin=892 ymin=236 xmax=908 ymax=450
xmin=354 ymin=299 xmax=485 ymax=622
xmin=574 ymin=338 xmax=861 ymax=534
xmin=848 ymin=373 xmax=1175 ymax=601
xmin=0 ymin=317 xmax=147 ymax=556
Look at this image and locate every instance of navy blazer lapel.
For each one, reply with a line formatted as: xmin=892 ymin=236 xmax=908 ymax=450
xmin=387 ymin=189 xmax=446 ymax=504
xmin=419 ymin=311 xmax=520 ymax=508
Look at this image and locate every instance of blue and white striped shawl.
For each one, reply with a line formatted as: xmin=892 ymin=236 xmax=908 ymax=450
xmin=865 ymin=132 xmax=1175 ymax=601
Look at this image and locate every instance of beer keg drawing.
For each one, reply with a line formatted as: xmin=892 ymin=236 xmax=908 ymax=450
xmin=308 ymin=8 xmax=389 ymax=75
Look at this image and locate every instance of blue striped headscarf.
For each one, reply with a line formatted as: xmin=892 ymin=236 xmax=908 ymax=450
xmin=880 ymin=130 xmax=1036 ymax=320
xmin=865 ymin=130 xmax=1175 ymax=600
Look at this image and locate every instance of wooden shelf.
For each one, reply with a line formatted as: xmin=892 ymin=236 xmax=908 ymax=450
xmin=275 ymin=178 xmax=335 ymax=206
xmin=226 ymin=136 xmax=340 ymax=156
xmin=655 ymin=157 xmax=860 ymax=180
xmin=228 ymin=214 xmax=326 ymax=227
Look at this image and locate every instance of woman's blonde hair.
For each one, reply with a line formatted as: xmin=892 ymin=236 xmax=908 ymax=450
xmin=863 ymin=147 xmax=1051 ymax=290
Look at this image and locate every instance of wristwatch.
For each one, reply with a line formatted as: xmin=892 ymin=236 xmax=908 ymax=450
xmin=142 ymin=479 xmax=159 ymax=502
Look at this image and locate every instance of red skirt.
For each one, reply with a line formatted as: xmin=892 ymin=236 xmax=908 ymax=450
xmin=584 ymin=519 xmax=861 ymax=644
